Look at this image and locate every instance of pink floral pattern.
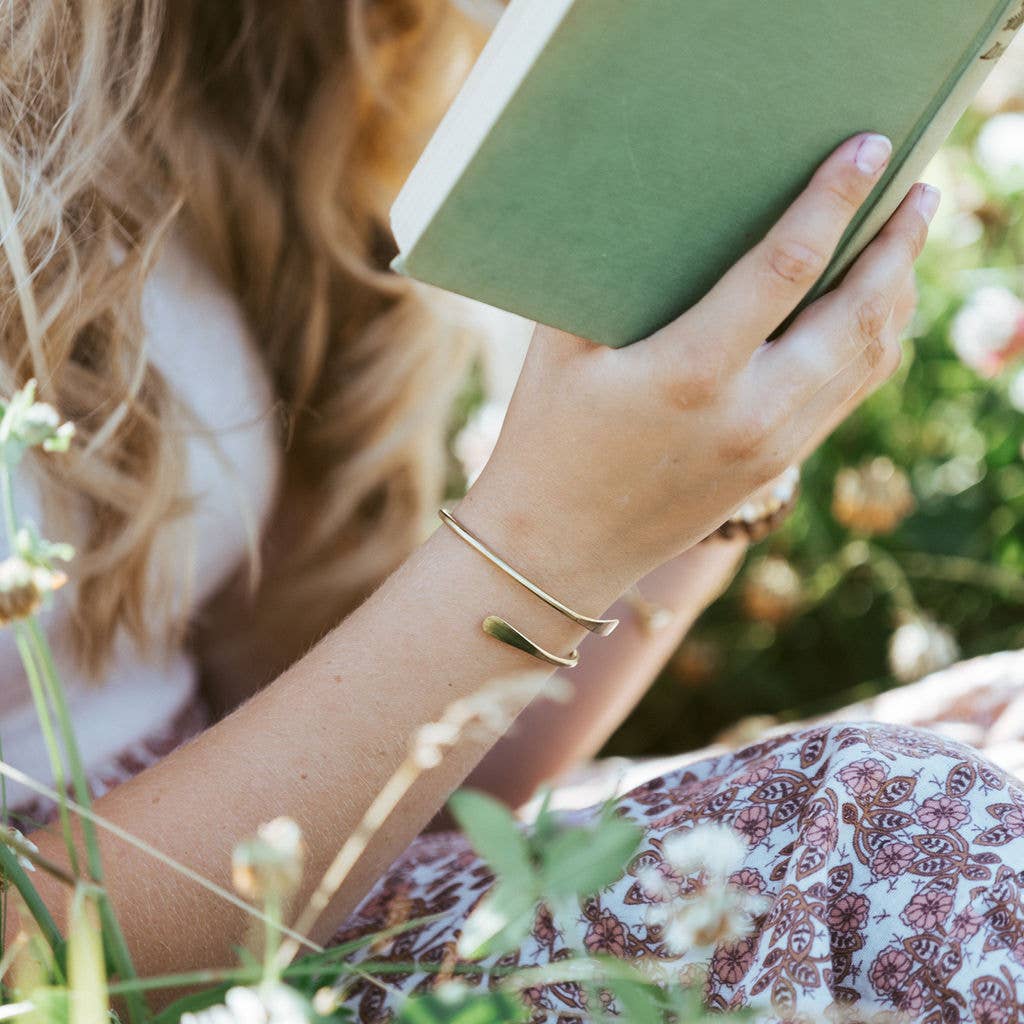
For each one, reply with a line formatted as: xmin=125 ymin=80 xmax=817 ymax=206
xmin=338 ymin=701 xmax=1024 ymax=1022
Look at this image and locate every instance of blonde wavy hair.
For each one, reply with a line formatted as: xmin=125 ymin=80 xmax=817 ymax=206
xmin=0 ymin=0 xmax=487 ymax=684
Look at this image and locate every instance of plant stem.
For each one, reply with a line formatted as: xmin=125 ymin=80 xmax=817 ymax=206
xmin=0 ymin=455 xmax=147 ymax=1021
xmin=0 ymin=828 xmax=77 ymax=887
xmin=0 ymin=844 xmax=63 ymax=960
xmin=13 ymin=628 xmax=80 ymax=877
xmin=263 ymin=892 xmax=281 ymax=986
xmin=24 ymin=617 xmax=146 ymax=1018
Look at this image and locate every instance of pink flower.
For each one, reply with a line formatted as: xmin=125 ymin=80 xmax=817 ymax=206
xmin=837 ymin=758 xmax=888 ymax=797
xmin=872 ymin=842 xmax=916 ymax=878
xmin=869 ymin=946 xmax=912 ymax=995
xmin=903 ymin=889 xmax=954 ymax=931
xmin=804 ymin=811 xmax=838 ymax=852
xmin=732 ymin=805 xmax=771 ymax=846
xmin=521 ymin=986 xmax=546 ymax=1009
xmin=1012 ymin=941 xmax=1024 ymax=967
xmin=827 ymin=893 xmax=870 ymax=934
xmin=533 ymin=906 xmax=558 ymax=946
xmin=916 ymin=795 xmax=969 ymax=831
xmin=1004 ymin=805 xmax=1024 ymax=836
xmin=712 ymin=938 xmax=756 ymax=986
xmin=728 ymin=867 xmax=766 ymax=894
xmin=585 ymin=912 xmax=628 ymax=958
xmin=972 ymin=998 xmax=1012 ymax=1024
xmin=733 ymin=757 xmax=779 ymax=786
xmin=950 ymin=286 xmax=1024 ymax=378
xmin=949 ymin=906 xmax=984 ymax=942
xmin=895 ymin=981 xmax=924 ymax=1015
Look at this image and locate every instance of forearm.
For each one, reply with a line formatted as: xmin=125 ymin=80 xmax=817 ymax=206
xmin=463 ymin=537 xmax=746 ymax=808
xmin=16 ymin=505 xmax=632 ymax=978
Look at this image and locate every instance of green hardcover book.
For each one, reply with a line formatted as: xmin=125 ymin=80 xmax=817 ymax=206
xmin=391 ymin=0 xmax=1024 ymax=348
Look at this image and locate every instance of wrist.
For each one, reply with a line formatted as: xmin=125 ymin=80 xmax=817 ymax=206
xmin=457 ymin=473 xmax=635 ymax=619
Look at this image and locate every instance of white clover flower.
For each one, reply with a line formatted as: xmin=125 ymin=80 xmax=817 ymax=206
xmin=452 ymin=401 xmax=506 ymax=486
xmin=181 ymin=984 xmax=310 ymax=1024
xmin=662 ymin=824 xmax=747 ymax=881
xmin=635 ymin=864 xmax=673 ymax=902
xmin=976 ymin=112 xmax=1024 ymax=191
xmin=949 ymin=286 xmax=1024 ymax=377
xmin=646 ymin=878 xmax=769 ymax=955
xmin=888 ymin=617 xmax=960 ymax=684
xmin=0 ymin=380 xmax=75 ymax=459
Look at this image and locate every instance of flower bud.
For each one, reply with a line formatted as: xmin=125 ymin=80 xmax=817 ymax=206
xmin=232 ymin=818 xmax=305 ymax=902
xmin=832 ymin=457 xmax=916 ymax=535
xmin=888 ymin=616 xmax=960 ymax=683
xmin=741 ymin=557 xmax=802 ymax=624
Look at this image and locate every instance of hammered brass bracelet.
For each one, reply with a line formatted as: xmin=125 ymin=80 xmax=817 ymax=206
xmin=439 ymin=508 xmax=619 ymax=636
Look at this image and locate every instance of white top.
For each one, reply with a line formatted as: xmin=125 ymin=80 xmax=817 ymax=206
xmin=0 ymin=234 xmax=283 ymax=810
xmin=0 ymin=232 xmax=532 ymax=814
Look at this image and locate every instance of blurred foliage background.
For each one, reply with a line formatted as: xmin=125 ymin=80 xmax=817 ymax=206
xmin=449 ymin=37 xmax=1024 ymax=757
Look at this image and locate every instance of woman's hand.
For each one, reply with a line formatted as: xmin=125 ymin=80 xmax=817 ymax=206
xmin=463 ymin=133 xmax=934 ymax=599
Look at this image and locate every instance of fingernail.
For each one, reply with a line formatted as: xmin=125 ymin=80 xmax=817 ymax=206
xmin=916 ymin=184 xmax=941 ymax=223
xmin=855 ymin=134 xmax=893 ymax=175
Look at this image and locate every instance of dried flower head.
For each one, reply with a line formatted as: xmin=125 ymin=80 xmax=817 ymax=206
xmin=741 ymin=557 xmax=802 ymax=625
xmin=888 ymin=616 xmax=960 ymax=684
xmin=0 ymin=556 xmax=67 ymax=626
xmin=670 ymin=638 xmax=722 ymax=688
xmin=232 ymin=818 xmax=305 ymax=902
xmin=832 ymin=457 xmax=916 ymax=535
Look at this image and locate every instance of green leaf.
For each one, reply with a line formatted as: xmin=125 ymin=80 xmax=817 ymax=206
xmin=527 ymin=788 xmax=557 ymax=858
xmin=447 ymin=790 xmax=535 ymax=892
xmin=605 ymin=977 xmax=664 ymax=1024
xmin=539 ymin=815 xmax=641 ymax=899
xmin=457 ymin=882 xmax=538 ymax=960
xmin=397 ymin=985 xmax=528 ymax=1024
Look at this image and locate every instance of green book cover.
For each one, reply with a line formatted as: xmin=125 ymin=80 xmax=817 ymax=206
xmin=391 ymin=0 xmax=1024 ymax=348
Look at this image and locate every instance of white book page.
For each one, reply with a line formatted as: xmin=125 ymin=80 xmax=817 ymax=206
xmin=390 ymin=0 xmax=576 ymax=253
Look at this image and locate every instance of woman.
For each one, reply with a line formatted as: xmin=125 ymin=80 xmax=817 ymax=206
xmin=4 ymin=2 xmax=1024 ymax=1021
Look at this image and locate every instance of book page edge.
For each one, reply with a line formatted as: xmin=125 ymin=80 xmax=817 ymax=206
xmin=390 ymin=0 xmax=576 ymax=254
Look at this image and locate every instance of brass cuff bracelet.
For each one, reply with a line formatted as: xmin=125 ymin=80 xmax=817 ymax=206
xmin=439 ymin=508 xmax=619 ymax=637
xmin=482 ymin=615 xmax=580 ymax=668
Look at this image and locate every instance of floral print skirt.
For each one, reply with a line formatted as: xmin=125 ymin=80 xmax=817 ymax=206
xmin=334 ymin=650 xmax=1024 ymax=1023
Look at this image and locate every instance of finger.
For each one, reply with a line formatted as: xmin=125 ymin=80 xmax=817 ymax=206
xmin=829 ymin=271 xmax=916 ymax=412
xmin=651 ymin=132 xmax=894 ymax=366
xmin=750 ymin=184 xmax=936 ymax=411
xmin=789 ymin=314 xmax=906 ymax=459
xmin=794 ymin=281 xmax=912 ymax=461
